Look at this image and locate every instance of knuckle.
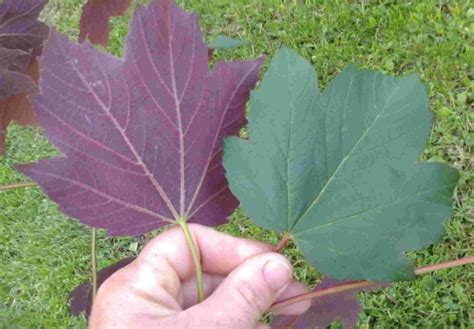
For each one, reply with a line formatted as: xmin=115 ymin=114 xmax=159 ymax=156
xmin=235 ymin=280 xmax=267 ymax=314
xmin=97 ymin=265 xmax=131 ymax=295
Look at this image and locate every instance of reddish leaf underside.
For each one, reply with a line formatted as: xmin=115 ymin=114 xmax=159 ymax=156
xmin=0 ymin=48 xmax=36 ymax=100
xmin=272 ymin=279 xmax=389 ymax=329
xmin=0 ymin=0 xmax=49 ymax=51
xmin=20 ymin=0 xmax=263 ymax=236
xmin=79 ymin=0 xmax=132 ymax=47
xmin=0 ymin=0 xmax=49 ymax=100
xmin=0 ymin=49 xmax=41 ymax=154
xmin=0 ymin=0 xmax=49 ymax=154
xmin=69 ymin=257 xmax=135 ymax=318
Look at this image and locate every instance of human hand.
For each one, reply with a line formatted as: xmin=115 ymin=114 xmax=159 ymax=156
xmin=89 ymin=224 xmax=311 ymax=328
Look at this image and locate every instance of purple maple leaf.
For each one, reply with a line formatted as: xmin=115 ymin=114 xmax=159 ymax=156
xmin=0 ymin=48 xmax=36 ymax=100
xmin=0 ymin=0 xmax=49 ymax=99
xmin=78 ymin=0 xmax=131 ymax=47
xmin=0 ymin=0 xmax=49 ymax=52
xmin=0 ymin=0 xmax=49 ymax=153
xmin=272 ymin=278 xmax=389 ymax=329
xmin=20 ymin=0 xmax=263 ymax=235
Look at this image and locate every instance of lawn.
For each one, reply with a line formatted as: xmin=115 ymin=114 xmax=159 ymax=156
xmin=0 ymin=0 xmax=472 ymax=328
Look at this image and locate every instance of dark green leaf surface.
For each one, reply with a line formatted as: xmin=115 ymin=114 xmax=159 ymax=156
xmin=223 ymin=47 xmax=459 ymax=281
xmin=207 ymin=34 xmax=248 ymax=49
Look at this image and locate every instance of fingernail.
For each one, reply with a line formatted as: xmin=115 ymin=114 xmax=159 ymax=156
xmin=263 ymin=258 xmax=292 ymax=292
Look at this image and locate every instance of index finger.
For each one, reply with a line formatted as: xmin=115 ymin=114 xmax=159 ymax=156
xmin=139 ymin=223 xmax=273 ymax=281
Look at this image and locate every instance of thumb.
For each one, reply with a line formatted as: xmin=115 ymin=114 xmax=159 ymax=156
xmin=192 ymin=252 xmax=293 ymax=328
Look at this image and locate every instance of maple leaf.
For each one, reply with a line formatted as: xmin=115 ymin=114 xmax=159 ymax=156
xmin=0 ymin=0 xmax=49 ymax=154
xmin=0 ymin=48 xmax=36 ymax=100
xmin=0 ymin=48 xmax=41 ymax=154
xmin=0 ymin=0 xmax=49 ymax=51
xmin=20 ymin=0 xmax=263 ymax=235
xmin=223 ymin=47 xmax=459 ymax=281
xmin=272 ymin=278 xmax=389 ymax=329
xmin=79 ymin=0 xmax=132 ymax=47
xmin=207 ymin=35 xmax=248 ymax=50
xmin=207 ymin=34 xmax=248 ymax=60
xmin=0 ymin=0 xmax=49 ymax=99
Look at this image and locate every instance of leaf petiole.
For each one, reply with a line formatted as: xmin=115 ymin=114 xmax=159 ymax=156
xmin=177 ymin=217 xmax=204 ymax=303
xmin=0 ymin=181 xmax=37 ymax=191
xmin=274 ymin=233 xmax=292 ymax=252
xmin=91 ymin=228 xmax=98 ymax=302
xmin=269 ymin=255 xmax=474 ymax=312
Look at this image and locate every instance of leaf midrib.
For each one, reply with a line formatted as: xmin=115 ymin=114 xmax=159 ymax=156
xmin=294 ymin=183 xmax=455 ymax=237
xmin=285 ymin=49 xmax=294 ymax=231
xmin=166 ymin=11 xmax=186 ymax=216
xmin=57 ymin=38 xmax=179 ymax=221
xmin=184 ymin=60 xmax=262 ymax=218
xmin=27 ymin=168 xmax=172 ymax=223
xmin=290 ymin=77 xmax=400 ymax=232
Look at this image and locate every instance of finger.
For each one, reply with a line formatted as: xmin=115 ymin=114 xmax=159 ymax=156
xmin=272 ymin=281 xmax=311 ymax=315
xmin=179 ymin=273 xmax=225 ymax=308
xmin=100 ymin=224 xmax=271 ymax=311
xmin=180 ymin=275 xmax=310 ymax=313
xmin=256 ymin=324 xmax=271 ymax=329
xmin=139 ymin=223 xmax=272 ymax=282
xmin=189 ymin=252 xmax=293 ymax=328
xmin=90 ymin=260 xmax=182 ymax=327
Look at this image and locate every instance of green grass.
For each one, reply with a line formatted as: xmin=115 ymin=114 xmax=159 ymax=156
xmin=1 ymin=0 xmax=473 ymax=328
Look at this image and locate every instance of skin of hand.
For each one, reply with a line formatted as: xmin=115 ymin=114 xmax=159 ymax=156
xmin=89 ymin=224 xmax=311 ymax=329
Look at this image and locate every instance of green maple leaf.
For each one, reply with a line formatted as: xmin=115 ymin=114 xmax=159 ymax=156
xmin=207 ymin=34 xmax=248 ymax=49
xmin=223 ymin=47 xmax=459 ymax=281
